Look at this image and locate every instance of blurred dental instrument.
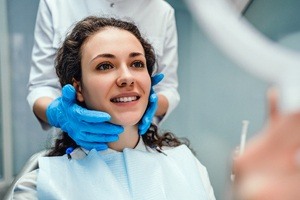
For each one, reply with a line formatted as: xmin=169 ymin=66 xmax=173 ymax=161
xmin=230 ymin=120 xmax=249 ymax=181
xmin=239 ymin=120 xmax=249 ymax=156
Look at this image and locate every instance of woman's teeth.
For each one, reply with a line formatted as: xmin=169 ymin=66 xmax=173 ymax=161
xmin=112 ymin=96 xmax=138 ymax=103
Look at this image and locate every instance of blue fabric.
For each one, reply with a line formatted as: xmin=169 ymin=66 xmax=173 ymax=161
xmin=37 ymin=145 xmax=209 ymax=200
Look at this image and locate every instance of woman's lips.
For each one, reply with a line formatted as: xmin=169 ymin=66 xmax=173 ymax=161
xmin=110 ymin=92 xmax=141 ymax=103
xmin=111 ymin=96 xmax=140 ymax=103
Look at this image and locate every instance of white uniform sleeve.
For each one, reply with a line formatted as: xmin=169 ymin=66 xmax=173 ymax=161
xmin=194 ymin=157 xmax=216 ymax=200
xmin=154 ymin=7 xmax=180 ymax=124
xmin=27 ymin=0 xmax=61 ymax=129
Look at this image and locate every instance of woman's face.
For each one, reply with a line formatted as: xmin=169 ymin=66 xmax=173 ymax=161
xmin=75 ymin=27 xmax=151 ymax=126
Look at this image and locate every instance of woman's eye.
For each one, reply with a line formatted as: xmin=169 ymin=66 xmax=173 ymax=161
xmin=132 ymin=61 xmax=145 ymax=68
xmin=96 ymin=63 xmax=113 ymax=71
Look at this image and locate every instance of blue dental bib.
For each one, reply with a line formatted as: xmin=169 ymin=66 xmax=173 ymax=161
xmin=37 ymin=145 xmax=209 ymax=200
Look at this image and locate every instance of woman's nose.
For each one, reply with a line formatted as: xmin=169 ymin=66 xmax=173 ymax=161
xmin=116 ymin=66 xmax=135 ymax=87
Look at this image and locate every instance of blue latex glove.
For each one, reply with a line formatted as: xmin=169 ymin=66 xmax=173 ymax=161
xmin=138 ymin=73 xmax=164 ymax=135
xmin=46 ymin=84 xmax=124 ymax=150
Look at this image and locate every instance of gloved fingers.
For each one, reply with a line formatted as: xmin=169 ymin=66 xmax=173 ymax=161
xmin=94 ymin=145 xmax=110 ymax=151
xmin=151 ymin=73 xmax=164 ymax=86
xmin=61 ymin=85 xmax=111 ymax=122
xmin=144 ymin=98 xmax=158 ymax=119
xmin=138 ymin=117 xmax=151 ymax=135
xmin=138 ymin=94 xmax=158 ymax=135
xmin=149 ymin=93 xmax=158 ymax=103
xmin=46 ymin=98 xmax=62 ymax=127
xmin=72 ymin=104 xmax=112 ymax=123
xmin=77 ymin=133 xmax=119 ymax=143
xmin=78 ymin=121 xmax=124 ymax=135
xmin=61 ymin=84 xmax=77 ymax=106
xmin=76 ymin=141 xmax=109 ymax=151
xmin=139 ymin=101 xmax=155 ymax=134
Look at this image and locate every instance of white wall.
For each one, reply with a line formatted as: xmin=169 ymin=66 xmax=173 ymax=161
xmin=6 ymin=0 xmax=49 ymax=175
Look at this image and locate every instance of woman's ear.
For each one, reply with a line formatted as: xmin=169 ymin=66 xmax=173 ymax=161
xmin=72 ymin=78 xmax=84 ymax=102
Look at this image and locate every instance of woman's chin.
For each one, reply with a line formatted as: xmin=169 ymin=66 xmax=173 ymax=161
xmin=110 ymin=116 xmax=141 ymax=127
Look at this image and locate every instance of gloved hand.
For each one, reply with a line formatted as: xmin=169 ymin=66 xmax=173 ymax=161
xmin=46 ymin=84 xmax=124 ymax=150
xmin=138 ymin=73 xmax=164 ymax=135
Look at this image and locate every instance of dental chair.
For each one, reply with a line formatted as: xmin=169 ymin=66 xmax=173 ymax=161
xmin=3 ymin=150 xmax=48 ymax=200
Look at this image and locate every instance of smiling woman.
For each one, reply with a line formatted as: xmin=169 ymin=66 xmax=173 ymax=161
xmin=12 ymin=16 xmax=216 ymax=200
xmin=74 ymin=27 xmax=151 ymax=127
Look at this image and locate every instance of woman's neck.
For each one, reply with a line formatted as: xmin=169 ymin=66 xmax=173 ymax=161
xmin=108 ymin=125 xmax=139 ymax=152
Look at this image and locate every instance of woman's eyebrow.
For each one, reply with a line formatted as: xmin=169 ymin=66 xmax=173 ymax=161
xmin=129 ymin=52 xmax=144 ymax=57
xmin=90 ymin=53 xmax=115 ymax=63
xmin=90 ymin=52 xmax=144 ymax=64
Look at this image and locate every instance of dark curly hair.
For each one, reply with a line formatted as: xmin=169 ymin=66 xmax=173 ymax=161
xmin=49 ymin=16 xmax=189 ymax=156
